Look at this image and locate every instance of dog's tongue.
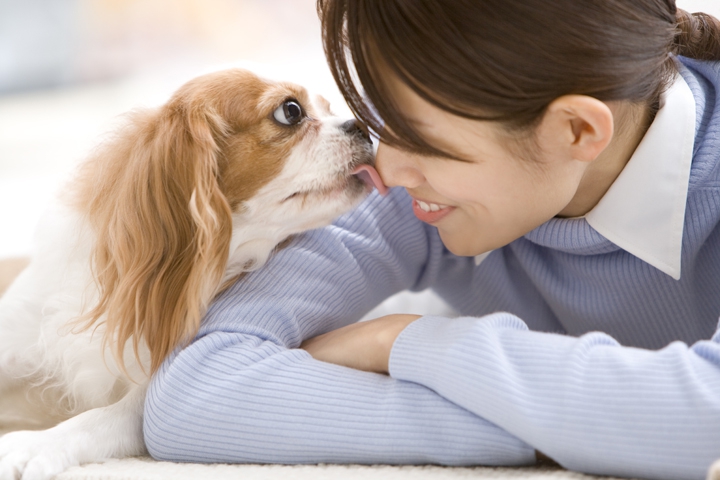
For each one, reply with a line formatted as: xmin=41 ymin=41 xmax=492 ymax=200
xmin=352 ymin=164 xmax=389 ymax=196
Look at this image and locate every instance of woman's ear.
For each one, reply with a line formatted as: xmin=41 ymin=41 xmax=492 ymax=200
xmin=536 ymin=95 xmax=614 ymax=164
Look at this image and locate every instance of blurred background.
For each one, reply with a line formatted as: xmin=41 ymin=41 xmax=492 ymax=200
xmin=0 ymin=0 xmax=324 ymax=93
xmin=0 ymin=0 xmax=719 ymax=261
xmin=0 ymin=0 xmax=344 ymax=261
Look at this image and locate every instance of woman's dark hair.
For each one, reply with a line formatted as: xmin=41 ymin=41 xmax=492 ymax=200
xmin=317 ymin=0 xmax=720 ymax=158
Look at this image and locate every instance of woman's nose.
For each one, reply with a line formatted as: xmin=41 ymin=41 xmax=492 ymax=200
xmin=376 ymin=143 xmax=426 ymax=189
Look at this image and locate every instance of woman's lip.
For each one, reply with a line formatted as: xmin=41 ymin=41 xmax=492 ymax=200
xmin=411 ymin=198 xmax=455 ymax=224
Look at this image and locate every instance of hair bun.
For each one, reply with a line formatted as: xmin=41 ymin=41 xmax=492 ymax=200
xmin=672 ymin=8 xmax=720 ymax=61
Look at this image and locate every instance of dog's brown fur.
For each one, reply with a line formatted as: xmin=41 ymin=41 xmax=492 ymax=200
xmin=69 ymin=70 xmax=322 ymax=375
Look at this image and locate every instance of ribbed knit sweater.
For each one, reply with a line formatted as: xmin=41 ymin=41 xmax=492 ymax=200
xmin=144 ymin=58 xmax=720 ymax=480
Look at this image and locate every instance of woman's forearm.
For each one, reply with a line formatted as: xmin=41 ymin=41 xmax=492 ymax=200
xmin=144 ymin=329 xmax=535 ymax=465
xmin=388 ymin=313 xmax=720 ymax=480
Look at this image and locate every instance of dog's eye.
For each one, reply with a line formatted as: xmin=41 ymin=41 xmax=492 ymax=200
xmin=273 ymin=100 xmax=304 ymax=126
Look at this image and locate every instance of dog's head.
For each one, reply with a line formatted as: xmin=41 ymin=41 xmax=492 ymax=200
xmin=75 ymin=69 xmax=383 ymax=375
xmin=187 ymin=70 xmax=384 ymax=276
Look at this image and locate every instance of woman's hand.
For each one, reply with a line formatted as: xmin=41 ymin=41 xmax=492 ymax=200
xmin=300 ymin=314 xmax=421 ymax=374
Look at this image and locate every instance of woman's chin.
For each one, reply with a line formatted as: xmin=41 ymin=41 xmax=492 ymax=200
xmin=438 ymin=231 xmax=485 ymax=257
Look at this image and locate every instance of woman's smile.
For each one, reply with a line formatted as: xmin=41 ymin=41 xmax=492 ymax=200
xmin=410 ymin=197 xmax=455 ymax=224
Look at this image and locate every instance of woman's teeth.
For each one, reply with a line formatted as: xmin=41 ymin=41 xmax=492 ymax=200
xmin=417 ymin=201 xmax=448 ymax=212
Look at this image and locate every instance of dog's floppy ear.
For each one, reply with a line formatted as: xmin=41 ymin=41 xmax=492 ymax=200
xmin=78 ymin=99 xmax=233 ymax=376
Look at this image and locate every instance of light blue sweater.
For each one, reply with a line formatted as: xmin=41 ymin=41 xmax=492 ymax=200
xmin=144 ymin=58 xmax=720 ymax=480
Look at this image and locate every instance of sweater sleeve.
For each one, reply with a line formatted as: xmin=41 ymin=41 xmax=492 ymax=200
xmin=388 ymin=313 xmax=720 ymax=480
xmin=143 ymin=189 xmax=535 ymax=466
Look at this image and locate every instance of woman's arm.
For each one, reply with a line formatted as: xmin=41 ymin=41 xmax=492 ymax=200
xmin=143 ymin=190 xmax=535 ymax=465
xmin=304 ymin=311 xmax=720 ymax=478
xmin=382 ymin=314 xmax=720 ymax=480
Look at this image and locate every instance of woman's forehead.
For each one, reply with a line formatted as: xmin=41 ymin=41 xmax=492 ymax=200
xmin=387 ymin=76 xmax=497 ymax=139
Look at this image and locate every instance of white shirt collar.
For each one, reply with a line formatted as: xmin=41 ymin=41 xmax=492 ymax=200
xmin=584 ymin=73 xmax=696 ymax=280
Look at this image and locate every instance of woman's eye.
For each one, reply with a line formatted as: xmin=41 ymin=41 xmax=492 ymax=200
xmin=273 ymin=100 xmax=304 ymax=126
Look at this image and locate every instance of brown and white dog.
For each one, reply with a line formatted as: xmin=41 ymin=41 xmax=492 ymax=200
xmin=0 ymin=69 xmax=385 ymax=480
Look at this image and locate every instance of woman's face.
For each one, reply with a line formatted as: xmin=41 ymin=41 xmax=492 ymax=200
xmin=375 ymin=78 xmax=590 ymax=257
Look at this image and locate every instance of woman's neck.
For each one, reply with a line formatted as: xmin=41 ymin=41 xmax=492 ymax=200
xmin=557 ymin=100 xmax=654 ymax=218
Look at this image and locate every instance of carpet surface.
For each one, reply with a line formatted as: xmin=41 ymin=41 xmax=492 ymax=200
xmin=0 ymin=257 xmax=29 ymax=296
xmin=57 ymin=457 xmax=628 ymax=480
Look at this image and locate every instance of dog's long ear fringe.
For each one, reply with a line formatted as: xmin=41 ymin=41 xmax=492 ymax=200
xmin=75 ymin=104 xmax=233 ymax=376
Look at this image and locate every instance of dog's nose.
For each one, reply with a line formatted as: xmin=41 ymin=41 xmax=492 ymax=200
xmin=340 ymin=119 xmax=371 ymax=142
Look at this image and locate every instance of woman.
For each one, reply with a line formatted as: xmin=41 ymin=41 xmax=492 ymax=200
xmin=144 ymin=1 xmax=720 ymax=479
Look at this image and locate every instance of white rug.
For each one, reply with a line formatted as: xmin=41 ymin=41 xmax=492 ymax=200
xmin=56 ymin=457 xmax=625 ymax=480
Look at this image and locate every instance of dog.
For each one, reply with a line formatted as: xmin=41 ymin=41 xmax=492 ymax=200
xmin=0 ymin=68 xmax=386 ymax=480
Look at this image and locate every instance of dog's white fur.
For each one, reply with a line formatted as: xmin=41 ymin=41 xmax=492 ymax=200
xmin=0 ymin=69 xmax=374 ymax=480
